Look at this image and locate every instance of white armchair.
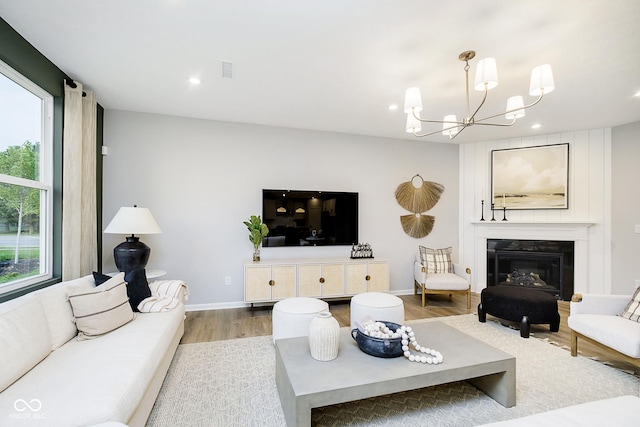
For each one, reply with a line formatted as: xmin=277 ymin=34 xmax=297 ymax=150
xmin=568 ymin=288 xmax=640 ymax=368
xmin=413 ymin=252 xmax=471 ymax=308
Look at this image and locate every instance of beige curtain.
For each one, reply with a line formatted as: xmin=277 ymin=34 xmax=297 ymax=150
xmin=62 ymin=81 xmax=97 ymax=280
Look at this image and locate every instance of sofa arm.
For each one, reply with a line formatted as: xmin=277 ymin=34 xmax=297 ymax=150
xmin=149 ymin=280 xmax=189 ymax=303
xmin=414 ymin=261 xmax=426 ymax=283
xmin=453 ymin=264 xmax=471 ymax=282
xmin=570 ymin=293 xmax=630 ymax=316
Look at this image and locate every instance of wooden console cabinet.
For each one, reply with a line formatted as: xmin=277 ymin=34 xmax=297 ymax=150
xmin=244 ymin=258 xmax=389 ymax=304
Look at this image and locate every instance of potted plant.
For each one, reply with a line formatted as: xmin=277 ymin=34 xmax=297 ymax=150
xmin=244 ymin=215 xmax=269 ymax=261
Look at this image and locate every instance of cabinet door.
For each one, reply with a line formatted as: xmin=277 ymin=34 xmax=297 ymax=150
xmin=345 ymin=263 xmax=368 ymax=295
xmin=367 ymin=261 xmax=389 ymax=292
xmin=271 ymin=265 xmax=297 ymax=300
xmin=298 ymin=264 xmax=322 ymax=297
xmin=245 ymin=265 xmax=272 ymax=302
xmin=321 ymin=263 xmax=345 ymax=296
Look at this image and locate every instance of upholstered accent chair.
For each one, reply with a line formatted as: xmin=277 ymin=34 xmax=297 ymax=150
xmin=413 ymin=247 xmax=471 ymax=308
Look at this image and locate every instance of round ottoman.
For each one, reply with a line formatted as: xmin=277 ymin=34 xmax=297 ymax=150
xmin=272 ymin=297 xmax=329 ymax=343
xmin=478 ymin=285 xmax=560 ymax=338
xmin=350 ymin=292 xmax=404 ymax=329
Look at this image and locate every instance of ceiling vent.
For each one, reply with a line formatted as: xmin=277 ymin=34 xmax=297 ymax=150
xmin=221 ymin=61 xmax=234 ymax=79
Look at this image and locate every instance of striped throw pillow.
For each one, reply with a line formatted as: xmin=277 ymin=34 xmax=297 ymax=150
xmin=419 ymin=246 xmax=453 ymax=274
xmin=620 ymin=286 xmax=640 ymax=322
xmin=67 ymin=272 xmax=135 ymax=340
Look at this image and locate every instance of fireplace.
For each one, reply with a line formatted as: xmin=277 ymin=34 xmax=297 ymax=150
xmin=487 ymin=239 xmax=574 ymax=300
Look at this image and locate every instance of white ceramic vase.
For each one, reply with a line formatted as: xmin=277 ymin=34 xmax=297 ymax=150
xmin=309 ymin=311 xmax=340 ymax=361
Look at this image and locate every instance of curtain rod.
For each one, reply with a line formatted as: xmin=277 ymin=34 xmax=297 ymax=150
xmin=65 ymin=78 xmax=87 ymax=97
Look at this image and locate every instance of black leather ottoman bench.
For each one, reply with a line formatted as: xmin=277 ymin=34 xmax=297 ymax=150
xmin=478 ymin=285 xmax=560 ymax=338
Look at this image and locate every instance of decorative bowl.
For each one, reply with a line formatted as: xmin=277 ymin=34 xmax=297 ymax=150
xmin=350 ymin=321 xmax=403 ymax=358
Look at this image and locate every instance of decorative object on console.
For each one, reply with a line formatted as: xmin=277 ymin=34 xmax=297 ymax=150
xmin=395 ymin=174 xmax=444 ymax=238
xmin=243 ymin=214 xmax=269 ymax=262
xmin=104 ymin=205 xmax=162 ymax=274
xmin=308 ymin=311 xmax=340 ymax=361
xmin=350 ymin=243 xmax=373 ymax=259
xmin=404 ymin=50 xmax=554 ymax=140
xmin=491 ymin=143 xmax=569 ymax=210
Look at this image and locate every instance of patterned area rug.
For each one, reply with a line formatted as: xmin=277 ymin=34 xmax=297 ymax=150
xmin=146 ymin=314 xmax=639 ymax=426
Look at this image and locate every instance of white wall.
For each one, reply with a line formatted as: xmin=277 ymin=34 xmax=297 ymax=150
xmin=459 ymin=130 xmax=613 ymax=295
xmin=102 ymin=110 xmax=461 ymax=308
xmin=611 ymin=121 xmax=640 ymax=294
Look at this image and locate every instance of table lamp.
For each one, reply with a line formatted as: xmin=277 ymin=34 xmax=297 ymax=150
xmin=104 ymin=205 xmax=162 ymax=273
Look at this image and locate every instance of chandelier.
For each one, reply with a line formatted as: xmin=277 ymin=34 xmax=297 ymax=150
xmin=404 ymin=50 xmax=555 ymax=139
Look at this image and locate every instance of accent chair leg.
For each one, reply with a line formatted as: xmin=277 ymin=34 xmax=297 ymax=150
xmin=466 ymin=287 xmax=471 ymax=309
xmin=421 ymin=285 xmax=426 ymax=307
xmin=570 ymin=330 xmax=578 ymax=357
xmin=477 ymin=303 xmax=486 ymax=322
xmin=520 ymin=316 xmax=530 ymax=338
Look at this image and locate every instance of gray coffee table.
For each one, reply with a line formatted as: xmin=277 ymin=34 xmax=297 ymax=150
xmin=275 ymin=321 xmax=515 ymax=427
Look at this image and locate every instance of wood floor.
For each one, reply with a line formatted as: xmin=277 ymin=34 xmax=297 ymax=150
xmin=182 ymin=292 xmax=639 ymax=376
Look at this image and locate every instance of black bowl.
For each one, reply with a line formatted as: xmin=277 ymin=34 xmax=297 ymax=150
xmin=350 ymin=321 xmax=403 ymax=358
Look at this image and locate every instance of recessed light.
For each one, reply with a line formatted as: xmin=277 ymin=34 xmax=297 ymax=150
xmin=189 ymin=77 xmax=201 ymax=85
xmin=388 ymin=104 xmax=398 ymax=111
xmin=531 ymin=123 xmax=542 ymax=129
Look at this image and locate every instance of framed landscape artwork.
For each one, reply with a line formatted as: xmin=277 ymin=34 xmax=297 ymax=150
xmin=491 ymin=143 xmax=569 ymax=210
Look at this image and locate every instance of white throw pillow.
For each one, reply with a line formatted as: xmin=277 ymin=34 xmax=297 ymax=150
xmin=620 ymin=286 xmax=640 ymax=322
xmin=67 ymin=272 xmax=135 ymax=340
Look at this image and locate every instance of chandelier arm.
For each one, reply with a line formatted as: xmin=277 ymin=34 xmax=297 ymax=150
xmin=473 ymin=119 xmax=517 ymax=127
xmin=412 ymin=110 xmax=464 ymax=125
xmin=448 ymin=125 xmax=469 ymax=140
xmin=475 ymin=92 xmax=545 ymax=123
xmin=413 ymin=124 xmax=468 ymax=138
xmin=467 ymin=86 xmax=489 ymax=123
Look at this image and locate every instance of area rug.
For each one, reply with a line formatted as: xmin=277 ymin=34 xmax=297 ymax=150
xmin=146 ymin=314 xmax=639 ymax=426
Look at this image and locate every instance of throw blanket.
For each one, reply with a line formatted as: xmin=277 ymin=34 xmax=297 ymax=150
xmin=138 ymin=280 xmax=189 ymax=313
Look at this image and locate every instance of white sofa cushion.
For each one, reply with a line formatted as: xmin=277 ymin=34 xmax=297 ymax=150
xmin=568 ymin=314 xmax=640 ymax=358
xmin=67 ymin=273 xmax=135 ymax=340
xmin=423 ymin=273 xmax=469 ymax=290
xmin=0 ymin=296 xmax=52 ymax=392
xmin=0 ymin=306 xmax=184 ymax=426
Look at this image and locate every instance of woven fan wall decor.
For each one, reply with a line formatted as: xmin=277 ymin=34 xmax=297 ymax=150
xmin=395 ymin=174 xmax=444 ymax=238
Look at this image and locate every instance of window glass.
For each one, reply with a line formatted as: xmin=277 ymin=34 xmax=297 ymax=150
xmin=0 ymin=63 xmax=53 ymax=292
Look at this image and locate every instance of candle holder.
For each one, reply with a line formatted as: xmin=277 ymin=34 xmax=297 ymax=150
xmin=502 ymin=206 xmax=508 ymax=221
xmin=490 ymin=203 xmax=496 ymax=221
xmin=480 ymin=200 xmax=485 ymax=221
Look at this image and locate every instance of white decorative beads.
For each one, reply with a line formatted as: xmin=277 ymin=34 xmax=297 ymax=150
xmin=359 ymin=321 xmax=443 ymax=365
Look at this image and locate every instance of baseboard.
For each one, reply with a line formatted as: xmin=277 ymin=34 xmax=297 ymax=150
xmin=185 ymin=288 xmax=417 ymax=312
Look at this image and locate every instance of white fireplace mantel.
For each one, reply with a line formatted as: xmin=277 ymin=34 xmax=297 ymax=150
xmin=470 ymin=221 xmax=597 ymax=296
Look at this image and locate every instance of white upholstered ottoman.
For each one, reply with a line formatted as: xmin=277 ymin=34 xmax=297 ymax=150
xmin=350 ymin=292 xmax=404 ymax=329
xmin=272 ymin=297 xmax=329 ymax=343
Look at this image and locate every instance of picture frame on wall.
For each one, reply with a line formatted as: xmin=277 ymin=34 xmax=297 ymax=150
xmin=491 ymin=143 xmax=569 ymax=210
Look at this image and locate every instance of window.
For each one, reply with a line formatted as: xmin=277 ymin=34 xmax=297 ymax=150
xmin=0 ymin=60 xmax=53 ymax=294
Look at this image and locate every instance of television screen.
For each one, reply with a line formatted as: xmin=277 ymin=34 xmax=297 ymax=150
xmin=262 ymin=189 xmax=358 ymax=247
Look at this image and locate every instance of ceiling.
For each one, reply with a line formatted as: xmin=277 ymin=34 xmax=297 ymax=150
xmin=1 ymin=0 xmax=639 ymax=143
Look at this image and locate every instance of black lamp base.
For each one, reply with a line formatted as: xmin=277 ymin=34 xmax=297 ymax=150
xmin=113 ymin=235 xmax=150 ymax=274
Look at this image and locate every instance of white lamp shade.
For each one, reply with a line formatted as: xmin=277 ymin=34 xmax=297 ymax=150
xmin=404 ymin=87 xmax=423 ymax=113
xmin=473 ymin=58 xmax=498 ymax=91
xmin=442 ymin=114 xmax=459 ymax=136
xmin=529 ymin=64 xmax=555 ymax=96
xmin=505 ymin=95 xmax=525 ymax=120
xmin=406 ymin=112 xmax=422 ymax=133
xmin=104 ymin=207 xmax=162 ymax=235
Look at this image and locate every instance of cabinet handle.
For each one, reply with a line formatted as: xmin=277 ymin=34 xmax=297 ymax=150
xmin=365 ymin=275 xmax=371 ymax=281
xmin=269 ymin=280 xmax=275 ymax=286
xmin=319 ymin=277 xmax=325 ymax=283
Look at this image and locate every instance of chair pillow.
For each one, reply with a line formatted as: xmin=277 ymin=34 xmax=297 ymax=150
xmin=124 ymin=268 xmax=152 ymax=312
xmin=620 ymin=286 xmax=640 ymax=322
xmin=67 ymin=272 xmax=135 ymax=340
xmin=419 ymin=246 xmax=453 ymax=274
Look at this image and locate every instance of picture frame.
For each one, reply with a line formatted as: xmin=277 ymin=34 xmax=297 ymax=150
xmin=491 ymin=143 xmax=569 ymax=210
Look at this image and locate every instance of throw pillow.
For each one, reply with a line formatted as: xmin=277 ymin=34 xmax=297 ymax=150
xmin=620 ymin=286 xmax=640 ymax=322
xmin=419 ymin=246 xmax=453 ymax=274
xmin=93 ymin=271 xmax=112 ymax=286
xmin=67 ymin=272 xmax=135 ymax=340
xmin=124 ymin=268 xmax=152 ymax=312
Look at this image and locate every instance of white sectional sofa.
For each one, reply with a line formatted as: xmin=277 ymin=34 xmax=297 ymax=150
xmin=0 ymin=273 xmax=186 ymax=427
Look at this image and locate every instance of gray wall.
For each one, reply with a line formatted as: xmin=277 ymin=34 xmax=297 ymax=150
xmin=611 ymin=121 xmax=640 ymax=294
xmin=102 ymin=110 xmax=460 ymax=308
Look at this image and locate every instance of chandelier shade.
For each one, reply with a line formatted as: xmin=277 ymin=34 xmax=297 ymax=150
xmin=404 ymin=50 xmax=555 ymax=140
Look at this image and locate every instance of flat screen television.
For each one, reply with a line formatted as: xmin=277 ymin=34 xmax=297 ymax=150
xmin=262 ymin=189 xmax=358 ymax=247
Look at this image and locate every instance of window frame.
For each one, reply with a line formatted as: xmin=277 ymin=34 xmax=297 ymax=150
xmin=0 ymin=59 xmax=54 ymax=295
